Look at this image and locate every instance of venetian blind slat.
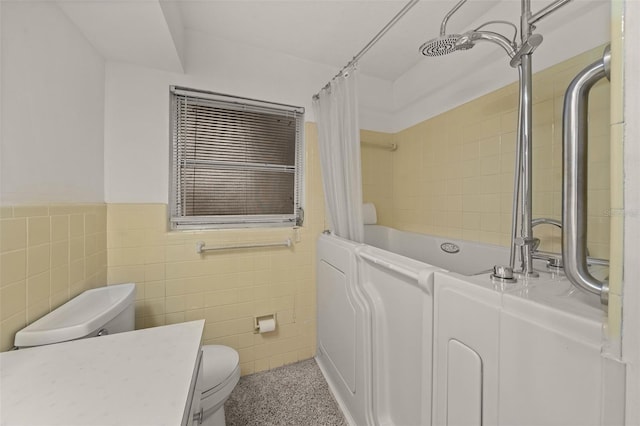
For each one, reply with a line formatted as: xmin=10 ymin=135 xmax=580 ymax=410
xmin=170 ymin=87 xmax=304 ymax=228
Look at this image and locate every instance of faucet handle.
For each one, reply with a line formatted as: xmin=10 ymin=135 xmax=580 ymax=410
xmin=491 ymin=265 xmax=517 ymax=283
xmin=514 ymin=236 xmax=540 ymax=250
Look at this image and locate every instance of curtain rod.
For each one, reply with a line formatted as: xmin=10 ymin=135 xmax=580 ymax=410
xmin=313 ymin=0 xmax=420 ymax=99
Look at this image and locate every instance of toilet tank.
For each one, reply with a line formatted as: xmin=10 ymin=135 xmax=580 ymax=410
xmin=14 ymin=283 xmax=136 ymax=348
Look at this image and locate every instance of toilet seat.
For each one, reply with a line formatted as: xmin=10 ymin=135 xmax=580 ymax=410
xmin=199 ymin=345 xmax=241 ymax=415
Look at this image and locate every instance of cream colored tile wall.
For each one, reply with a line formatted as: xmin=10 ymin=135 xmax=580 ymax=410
xmin=0 ymin=204 xmax=107 ymax=351
xmin=361 ymin=130 xmax=394 ymax=226
xmin=106 ymin=123 xmax=325 ymax=375
xmin=605 ymin=1 xmax=625 ymax=343
xmin=388 ymin=46 xmax=611 ymax=258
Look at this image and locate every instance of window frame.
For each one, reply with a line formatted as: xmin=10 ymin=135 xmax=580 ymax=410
xmin=169 ymin=86 xmax=305 ymax=230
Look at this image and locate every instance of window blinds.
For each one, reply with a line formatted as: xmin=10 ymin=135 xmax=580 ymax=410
xmin=170 ymin=87 xmax=304 ymax=229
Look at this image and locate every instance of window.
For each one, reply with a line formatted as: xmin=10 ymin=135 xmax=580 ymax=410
xmin=170 ymin=87 xmax=304 ymax=229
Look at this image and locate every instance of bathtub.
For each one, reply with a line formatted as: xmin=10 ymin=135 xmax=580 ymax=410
xmin=363 ymin=225 xmax=509 ymax=275
xmin=316 ymin=225 xmax=618 ymax=426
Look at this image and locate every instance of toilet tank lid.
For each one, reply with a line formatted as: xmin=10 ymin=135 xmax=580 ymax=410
xmin=14 ymin=283 xmax=136 ymax=348
xmin=200 ymin=345 xmax=240 ymax=391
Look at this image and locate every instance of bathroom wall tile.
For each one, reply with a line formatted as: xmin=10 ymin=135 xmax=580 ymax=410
xmin=0 ymin=311 xmax=26 ymax=351
xmin=1 ymin=218 xmax=27 ymax=253
xmin=69 ymin=214 xmax=85 ymax=239
xmin=165 ymin=295 xmax=185 ymax=314
xmin=26 ymin=298 xmax=50 ymax=325
xmin=1 ymin=281 xmax=26 ymax=321
xmin=0 ymin=207 xmax=13 ymax=219
xmin=144 ymin=315 xmax=166 ymax=328
xmin=27 ymin=217 xmax=50 ymax=247
xmin=144 ymin=298 xmax=166 ymax=317
xmin=50 ymin=289 xmax=70 ymax=311
xmin=13 ymin=206 xmax=48 ymax=218
xmin=165 ymin=312 xmax=185 ymax=325
xmin=51 ymin=265 xmax=70 ymax=293
xmin=27 ymin=244 xmax=50 ymax=277
xmin=144 ymin=280 xmax=166 ymax=300
xmin=69 ymin=237 xmax=84 ymax=262
xmin=384 ymin=45 xmax=610 ymax=252
xmin=0 ymin=249 xmax=26 ymax=289
xmin=27 ymin=271 xmax=50 ymax=305
xmin=108 ymin=265 xmax=144 ymax=284
xmin=478 ymin=136 xmax=500 ymax=158
xmin=51 ymin=241 xmax=69 ymax=269
xmin=69 ymin=259 xmax=85 ymax=286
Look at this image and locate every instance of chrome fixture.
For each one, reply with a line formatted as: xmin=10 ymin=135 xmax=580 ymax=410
xmin=531 ymin=217 xmax=563 ymax=269
xmin=421 ymin=0 xmax=573 ymax=279
xmin=532 ymin=250 xmax=564 ymax=270
xmin=563 ymin=45 xmax=611 ymax=304
xmin=491 ymin=265 xmax=517 ymax=284
xmin=419 ymin=34 xmax=466 ymax=57
xmin=532 ymin=217 xmax=563 ymax=229
xmin=196 ymin=238 xmax=292 ymax=254
xmin=440 ymin=242 xmax=460 ymax=254
xmin=531 ymin=217 xmax=563 ymax=250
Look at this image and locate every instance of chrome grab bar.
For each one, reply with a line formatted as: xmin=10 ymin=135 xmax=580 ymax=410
xmin=562 ymin=44 xmax=611 ymax=305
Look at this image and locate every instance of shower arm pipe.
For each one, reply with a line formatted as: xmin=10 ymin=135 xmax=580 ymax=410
xmin=459 ymin=30 xmax=517 ymax=57
xmin=313 ymin=0 xmax=419 ymax=98
xmin=440 ymin=0 xmax=469 ymax=35
xmin=562 ymin=46 xmax=611 ymax=304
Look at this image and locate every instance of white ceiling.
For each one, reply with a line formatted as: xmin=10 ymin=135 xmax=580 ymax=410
xmin=177 ymin=0 xmax=608 ymax=81
xmin=57 ymin=0 xmax=610 ymax=82
xmin=177 ymin=0 xmax=501 ymax=81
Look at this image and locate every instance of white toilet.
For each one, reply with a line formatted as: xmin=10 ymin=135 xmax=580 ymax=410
xmin=14 ymin=283 xmax=241 ymax=426
xmin=199 ymin=345 xmax=241 ymax=425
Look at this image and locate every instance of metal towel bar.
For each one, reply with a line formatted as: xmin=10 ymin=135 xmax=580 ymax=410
xmin=196 ymin=238 xmax=292 ymax=254
xmin=361 ymin=141 xmax=398 ymax=152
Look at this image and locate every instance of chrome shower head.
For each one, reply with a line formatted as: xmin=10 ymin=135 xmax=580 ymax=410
xmin=419 ymin=34 xmax=463 ymax=56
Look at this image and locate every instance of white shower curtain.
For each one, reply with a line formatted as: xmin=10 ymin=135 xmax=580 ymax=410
xmin=313 ymin=66 xmax=364 ymax=243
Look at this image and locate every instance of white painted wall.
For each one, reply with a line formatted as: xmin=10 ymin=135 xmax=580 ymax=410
xmin=104 ymin=29 xmax=394 ymax=203
xmin=0 ymin=1 xmax=105 ymax=204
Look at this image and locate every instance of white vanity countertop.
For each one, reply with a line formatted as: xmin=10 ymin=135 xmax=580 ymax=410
xmin=0 ymin=320 xmax=204 ymax=426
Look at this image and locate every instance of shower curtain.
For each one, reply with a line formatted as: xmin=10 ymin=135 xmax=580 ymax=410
xmin=312 ymin=66 xmax=364 ymax=243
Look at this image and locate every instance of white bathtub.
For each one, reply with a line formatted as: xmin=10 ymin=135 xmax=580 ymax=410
xmin=316 ymin=225 xmax=619 ymax=426
xmin=363 ymin=225 xmax=509 ymax=275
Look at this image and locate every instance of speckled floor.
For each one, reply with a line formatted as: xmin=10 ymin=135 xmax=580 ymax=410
xmin=224 ymin=358 xmax=348 ymax=426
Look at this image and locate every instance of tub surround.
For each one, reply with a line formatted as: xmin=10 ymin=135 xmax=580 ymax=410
xmin=362 ymin=45 xmax=612 ymax=259
xmin=0 ymin=320 xmax=204 ymax=426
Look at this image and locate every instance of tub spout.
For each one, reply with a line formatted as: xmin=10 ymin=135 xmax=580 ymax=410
xmin=531 ymin=218 xmax=563 ymax=269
